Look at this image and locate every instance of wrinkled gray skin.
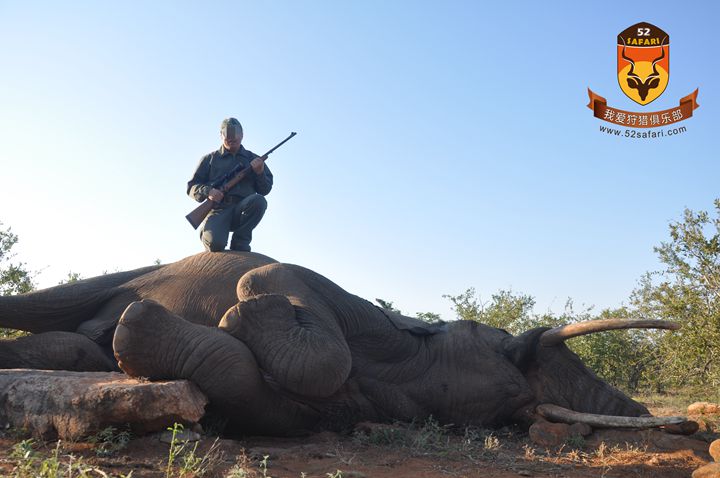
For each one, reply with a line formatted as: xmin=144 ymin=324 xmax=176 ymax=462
xmin=0 ymin=252 xmax=648 ymax=435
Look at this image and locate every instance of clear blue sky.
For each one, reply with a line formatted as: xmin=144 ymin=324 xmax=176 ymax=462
xmin=0 ymin=1 xmax=716 ymax=320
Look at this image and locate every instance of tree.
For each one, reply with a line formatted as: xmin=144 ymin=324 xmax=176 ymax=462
xmin=567 ymin=306 xmax=660 ymax=393
xmin=0 ymin=222 xmax=34 ymax=295
xmin=1 ymin=222 xmax=35 ymax=338
xmin=632 ymin=200 xmax=720 ymax=389
xmin=58 ymin=271 xmax=83 ymax=284
xmin=375 ymin=298 xmax=401 ymax=313
xmin=416 ymin=311 xmax=443 ymax=324
xmin=443 ymin=288 xmax=544 ymax=335
xmin=375 ymin=298 xmax=443 ymax=324
xmin=443 ymin=288 xmax=481 ymax=321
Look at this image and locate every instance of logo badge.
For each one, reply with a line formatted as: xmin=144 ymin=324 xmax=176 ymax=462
xmin=617 ymin=22 xmax=669 ymax=105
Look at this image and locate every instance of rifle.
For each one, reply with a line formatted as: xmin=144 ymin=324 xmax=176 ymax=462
xmin=185 ymin=132 xmax=297 ymax=229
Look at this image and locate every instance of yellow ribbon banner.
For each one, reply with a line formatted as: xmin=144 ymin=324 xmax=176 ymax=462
xmin=587 ymin=89 xmax=699 ymax=128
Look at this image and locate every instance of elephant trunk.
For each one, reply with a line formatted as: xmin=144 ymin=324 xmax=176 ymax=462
xmin=114 ymin=300 xmax=320 ymax=435
xmin=220 ymin=294 xmax=352 ymax=399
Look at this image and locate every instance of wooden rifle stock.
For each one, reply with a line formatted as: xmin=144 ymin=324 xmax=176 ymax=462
xmin=186 ymin=198 xmax=219 ymax=230
xmin=185 ymin=132 xmax=296 ymax=229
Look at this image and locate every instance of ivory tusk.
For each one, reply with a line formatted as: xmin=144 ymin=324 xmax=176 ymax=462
xmin=536 ymin=403 xmax=686 ymax=428
xmin=539 ymin=319 xmax=680 ymax=347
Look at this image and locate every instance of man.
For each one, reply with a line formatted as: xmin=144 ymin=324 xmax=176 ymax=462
xmin=187 ymin=118 xmax=273 ymax=252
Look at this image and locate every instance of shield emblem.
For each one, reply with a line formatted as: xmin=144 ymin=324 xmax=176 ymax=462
xmin=617 ymin=22 xmax=669 ymax=106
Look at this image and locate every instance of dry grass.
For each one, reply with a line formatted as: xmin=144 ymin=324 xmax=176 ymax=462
xmin=1 ymin=401 xmax=715 ymax=478
xmin=635 ymin=388 xmax=720 ymax=443
xmin=634 ymin=387 xmax=720 ymax=415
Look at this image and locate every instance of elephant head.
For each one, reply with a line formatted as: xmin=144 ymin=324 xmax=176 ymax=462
xmin=503 ymin=319 xmax=680 ymax=426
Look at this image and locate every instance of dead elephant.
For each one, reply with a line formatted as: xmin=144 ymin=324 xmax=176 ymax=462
xmin=0 ymin=251 xmax=683 ymax=435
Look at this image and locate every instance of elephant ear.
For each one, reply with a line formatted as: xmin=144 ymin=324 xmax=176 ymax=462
xmin=502 ymin=327 xmax=549 ymax=371
xmin=377 ymin=307 xmax=448 ymax=336
xmin=220 ymin=293 xmax=352 ymax=399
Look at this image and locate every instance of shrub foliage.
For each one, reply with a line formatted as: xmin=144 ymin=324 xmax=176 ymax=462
xmin=443 ymin=199 xmax=720 ymax=393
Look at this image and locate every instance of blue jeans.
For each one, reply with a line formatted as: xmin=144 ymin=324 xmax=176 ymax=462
xmin=200 ymin=194 xmax=267 ymax=252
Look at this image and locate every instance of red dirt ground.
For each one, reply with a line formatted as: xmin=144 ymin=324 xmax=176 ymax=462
xmin=0 ymin=421 xmax=715 ymax=478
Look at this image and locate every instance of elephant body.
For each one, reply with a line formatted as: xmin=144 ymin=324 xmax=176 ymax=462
xmin=0 ymin=252 xmax=649 ymax=435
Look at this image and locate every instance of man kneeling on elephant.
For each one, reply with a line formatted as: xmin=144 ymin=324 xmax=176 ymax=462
xmin=187 ymin=118 xmax=273 ymax=252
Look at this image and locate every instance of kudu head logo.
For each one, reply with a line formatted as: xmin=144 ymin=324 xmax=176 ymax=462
xmin=617 ymin=23 xmax=670 ymax=106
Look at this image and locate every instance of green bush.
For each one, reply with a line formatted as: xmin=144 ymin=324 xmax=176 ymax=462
xmin=0 ymin=222 xmax=34 ymax=296
xmin=631 ymin=200 xmax=720 ymax=390
xmin=443 ymin=199 xmax=720 ymax=394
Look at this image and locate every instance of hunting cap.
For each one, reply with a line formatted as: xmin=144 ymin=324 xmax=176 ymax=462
xmin=220 ymin=117 xmax=243 ymax=140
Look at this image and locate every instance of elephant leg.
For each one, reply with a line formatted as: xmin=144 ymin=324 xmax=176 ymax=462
xmin=113 ymin=299 xmax=319 ymax=435
xmin=0 ymin=331 xmax=117 ymax=371
xmin=76 ymin=292 xmax=140 ymax=345
xmin=0 ymin=265 xmax=159 ymax=333
xmin=219 ymin=294 xmax=352 ymax=399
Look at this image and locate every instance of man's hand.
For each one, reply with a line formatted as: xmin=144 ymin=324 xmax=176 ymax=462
xmin=208 ymin=188 xmax=225 ymax=203
xmin=251 ymin=157 xmax=265 ymax=174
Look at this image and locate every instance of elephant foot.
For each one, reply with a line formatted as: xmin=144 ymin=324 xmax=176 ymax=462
xmin=113 ymin=299 xmax=181 ymax=378
xmin=113 ymin=299 xmax=320 ymax=435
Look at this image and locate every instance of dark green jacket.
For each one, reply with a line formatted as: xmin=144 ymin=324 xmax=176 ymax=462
xmin=187 ymin=145 xmax=273 ymax=204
